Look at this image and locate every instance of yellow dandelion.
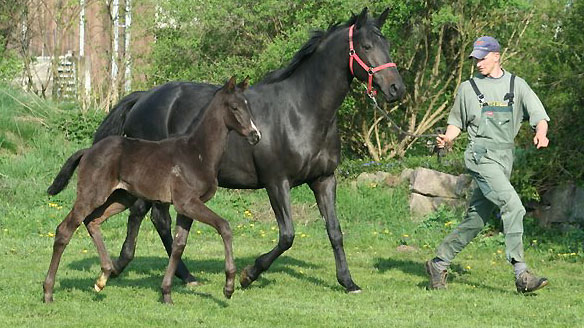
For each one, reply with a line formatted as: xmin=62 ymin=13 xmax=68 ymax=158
xmin=249 ymin=223 xmax=255 ymax=228
xmin=369 ymin=182 xmax=377 ymax=188
xmin=271 ymin=239 xmax=277 ymax=242
xmin=491 ymin=261 xmax=496 ymax=265
xmin=3 ymin=228 xmax=8 ymax=232
xmin=47 ymin=232 xmax=55 ymax=237
xmin=82 ymin=249 xmax=88 ymax=254
xmin=373 ymin=231 xmax=378 ymax=235
xmin=465 ymin=265 xmax=471 ymax=270
xmin=271 ymin=226 xmax=277 ymax=231
xmin=237 ymin=224 xmax=243 ymax=229
xmin=532 ymin=239 xmax=538 ymax=244
xmin=301 ymin=233 xmax=307 ymax=238
xmin=261 ymin=233 xmax=266 ymax=237
xmin=244 ymin=210 xmax=253 ymax=219
xmin=197 ymin=230 xmax=202 ymax=234
xmin=444 ymin=221 xmax=453 ymax=227
xmin=402 ymin=234 xmax=409 ymax=238
xmin=496 ymin=249 xmax=503 ymax=254
xmin=383 ymin=229 xmax=389 ymax=234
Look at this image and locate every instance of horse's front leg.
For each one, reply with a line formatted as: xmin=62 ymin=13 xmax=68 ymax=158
xmin=309 ymin=174 xmax=361 ymax=293
xmin=241 ymin=179 xmax=294 ymax=288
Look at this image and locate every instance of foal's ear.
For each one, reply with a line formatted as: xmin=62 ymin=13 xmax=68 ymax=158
xmin=355 ymin=7 xmax=369 ymax=30
xmin=226 ymin=76 xmax=237 ymax=93
xmin=376 ymin=8 xmax=390 ymax=28
xmin=237 ymin=76 xmax=250 ymax=91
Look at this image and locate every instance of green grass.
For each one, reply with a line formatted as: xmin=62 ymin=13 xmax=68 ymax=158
xmin=1 ymin=86 xmax=583 ymax=327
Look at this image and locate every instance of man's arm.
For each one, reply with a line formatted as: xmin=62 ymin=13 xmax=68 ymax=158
xmin=436 ymin=125 xmax=461 ymax=148
xmin=533 ymin=120 xmax=549 ymax=149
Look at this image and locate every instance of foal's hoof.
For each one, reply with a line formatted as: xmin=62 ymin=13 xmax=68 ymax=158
xmin=94 ymin=273 xmax=108 ymax=292
xmin=240 ymin=265 xmax=255 ymax=289
xmin=43 ymin=294 xmax=54 ymax=303
xmin=224 ymin=286 xmax=234 ymax=299
xmin=162 ymin=294 xmax=174 ymax=305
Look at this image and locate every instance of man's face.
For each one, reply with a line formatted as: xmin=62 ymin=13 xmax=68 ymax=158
xmin=474 ymin=52 xmax=500 ymax=77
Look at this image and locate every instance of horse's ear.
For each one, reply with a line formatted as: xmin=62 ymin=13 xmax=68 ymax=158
xmin=226 ymin=76 xmax=237 ymax=93
xmin=355 ymin=7 xmax=369 ymax=30
xmin=237 ymin=76 xmax=250 ymax=91
xmin=376 ymin=8 xmax=390 ymax=28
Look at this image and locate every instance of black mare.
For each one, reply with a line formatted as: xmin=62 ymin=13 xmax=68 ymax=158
xmin=91 ymin=7 xmax=405 ymax=292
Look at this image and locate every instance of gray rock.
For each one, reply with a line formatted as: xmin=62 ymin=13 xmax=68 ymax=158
xmin=411 ymin=167 xmax=470 ymax=198
xmin=532 ymin=183 xmax=584 ymax=227
xmin=409 ymin=193 xmax=465 ymax=220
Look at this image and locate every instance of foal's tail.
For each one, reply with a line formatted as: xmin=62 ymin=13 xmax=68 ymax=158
xmin=92 ymin=91 xmax=144 ymax=144
xmin=47 ymin=149 xmax=86 ymax=195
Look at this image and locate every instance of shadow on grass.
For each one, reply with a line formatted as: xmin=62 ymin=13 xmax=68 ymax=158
xmin=373 ymin=257 xmax=510 ymax=294
xmin=61 ymin=254 xmax=340 ymax=299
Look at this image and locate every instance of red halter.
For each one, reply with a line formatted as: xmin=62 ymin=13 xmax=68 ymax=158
xmin=348 ymin=24 xmax=397 ymax=97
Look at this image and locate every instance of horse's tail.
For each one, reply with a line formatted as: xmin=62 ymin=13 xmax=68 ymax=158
xmin=92 ymin=91 xmax=144 ymax=143
xmin=47 ymin=149 xmax=86 ymax=195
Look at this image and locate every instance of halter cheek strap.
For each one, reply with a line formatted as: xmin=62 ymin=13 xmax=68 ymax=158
xmin=349 ymin=24 xmax=397 ymax=97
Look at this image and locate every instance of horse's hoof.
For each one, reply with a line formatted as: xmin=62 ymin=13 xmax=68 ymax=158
xmin=346 ymin=285 xmax=362 ymax=294
xmin=240 ymin=265 xmax=255 ymax=289
xmin=184 ymin=275 xmax=201 ymax=288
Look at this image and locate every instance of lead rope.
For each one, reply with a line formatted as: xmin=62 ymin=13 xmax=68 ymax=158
xmin=363 ymin=89 xmax=449 ymax=160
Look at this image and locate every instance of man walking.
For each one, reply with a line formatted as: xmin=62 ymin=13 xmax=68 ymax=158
xmin=426 ymin=36 xmax=550 ymax=293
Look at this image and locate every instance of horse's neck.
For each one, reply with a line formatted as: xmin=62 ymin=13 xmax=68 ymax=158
xmin=185 ymin=105 xmax=229 ymax=173
xmin=287 ymin=28 xmax=352 ymax=119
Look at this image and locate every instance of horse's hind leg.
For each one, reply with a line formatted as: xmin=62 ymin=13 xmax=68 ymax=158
xmin=151 ymin=203 xmax=199 ymax=286
xmin=112 ymin=199 xmax=151 ymax=277
xmin=84 ymin=190 xmax=135 ymax=292
xmin=160 ymin=214 xmax=193 ymax=304
xmin=175 ymin=199 xmax=236 ymax=299
xmin=43 ymin=203 xmax=95 ymax=303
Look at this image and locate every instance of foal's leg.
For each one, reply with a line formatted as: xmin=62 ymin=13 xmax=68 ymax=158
xmin=151 ymin=203 xmax=199 ymax=285
xmin=160 ymin=214 xmax=193 ymax=305
xmin=112 ymin=199 xmax=151 ymax=276
xmin=241 ymin=179 xmax=294 ymax=288
xmin=85 ymin=191 xmax=135 ymax=292
xmin=309 ymin=175 xmax=360 ymax=293
xmin=43 ymin=203 xmax=95 ymax=303
xmin=162 ymin=199 xmax=235 ymax=304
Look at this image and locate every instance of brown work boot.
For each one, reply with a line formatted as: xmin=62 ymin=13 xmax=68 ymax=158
xmin=425 ymin=260 xmax=448 ymax=289
xmin=515 ymin=270 xmax=548 ymax=293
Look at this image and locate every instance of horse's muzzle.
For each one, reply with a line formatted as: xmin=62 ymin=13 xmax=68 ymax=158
xmin=247 ymin=130 xmax=261 ymax=145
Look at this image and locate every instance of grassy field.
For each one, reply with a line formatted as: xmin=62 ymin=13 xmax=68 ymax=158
xmin=1 ymin=86 xmax=583 ymax=327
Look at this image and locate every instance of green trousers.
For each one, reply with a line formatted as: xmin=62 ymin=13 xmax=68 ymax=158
xmin=436 ymin=145 xmax=525 ymax=264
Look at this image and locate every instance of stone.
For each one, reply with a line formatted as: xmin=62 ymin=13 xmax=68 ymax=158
xmin=532 ymin=183 xmax=584 ymax=227
xmin=411 ymin=167 xmax=470 ymax=198
xmin=409 ymin=193 xmax=465 ymax=220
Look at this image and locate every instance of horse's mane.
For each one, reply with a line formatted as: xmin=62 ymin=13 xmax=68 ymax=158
xmin=258 ymin=14 xmax=359 ymax=85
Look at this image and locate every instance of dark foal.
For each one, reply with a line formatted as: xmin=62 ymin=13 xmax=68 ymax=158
xmin=43 ymin=77 xmax=260 ymax=304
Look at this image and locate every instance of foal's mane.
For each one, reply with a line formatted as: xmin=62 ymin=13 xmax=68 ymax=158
xmin=258 ymin=14 xmax=360 ymax=85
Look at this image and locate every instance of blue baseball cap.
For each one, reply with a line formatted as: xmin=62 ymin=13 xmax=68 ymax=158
xmin=469 ymin=36 xmax=501 ymax=59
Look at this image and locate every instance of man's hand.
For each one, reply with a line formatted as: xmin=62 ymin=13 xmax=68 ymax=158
xmin=534 ymin=120 xmax=549 ymax=149
xmin=436 ymin=134 xmax=452 ymax=149
xmin=533 ymin=133 xmax=549 ymax=149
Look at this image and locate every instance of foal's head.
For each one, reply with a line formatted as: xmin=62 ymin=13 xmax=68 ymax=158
xmin=217 ymin=76 xmax=261 ymax=145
